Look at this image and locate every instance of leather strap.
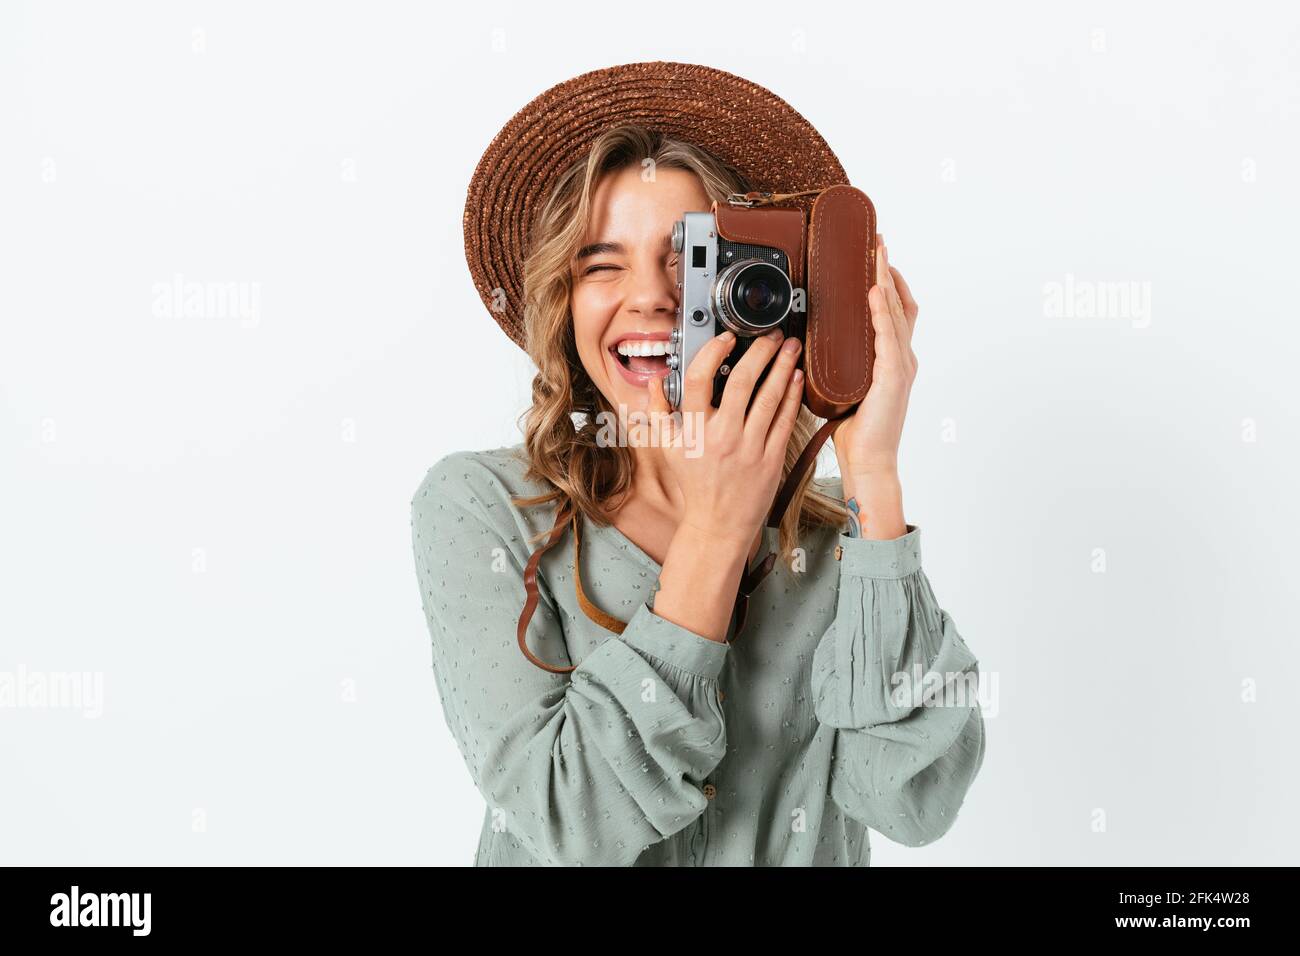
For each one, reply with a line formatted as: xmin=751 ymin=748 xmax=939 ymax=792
xmin=727 ymin=188 xmax=830 ymax=207
xmin=515 ymin=505 xmax=632 ymax=673
xmin=572 ymin=510 xmax=626 ymax=636
xmin=767 ymin=414 xmax=847 ymax=533
xmin=516 ymin=502 xmax=579 ymax=674
xmin=732 ymin=547 xmax=776 ymax=637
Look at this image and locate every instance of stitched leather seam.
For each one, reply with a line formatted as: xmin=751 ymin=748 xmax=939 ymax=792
xmin=809 ymin=186 xmax=871 ymax=404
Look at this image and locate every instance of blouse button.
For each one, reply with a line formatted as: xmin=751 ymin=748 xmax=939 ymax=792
xmin=702 ymin=783 xmax=717 ymax=800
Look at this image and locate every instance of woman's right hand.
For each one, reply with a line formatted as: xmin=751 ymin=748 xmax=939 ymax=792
xmin=647 ymin=326 xmax=805 ymax=554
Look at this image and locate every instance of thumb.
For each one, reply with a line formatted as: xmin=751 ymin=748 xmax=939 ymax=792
xmin=647 ymin=370 xmax=670 ymax=414
xmin=646 ymin=372 xmax=678 ymax=447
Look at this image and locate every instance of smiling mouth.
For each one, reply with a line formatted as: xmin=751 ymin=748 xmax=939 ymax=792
xmin=610 ymin=338 xmax=671 ymax=378
xmin=614 ymin=351 xmax=668 ymax=373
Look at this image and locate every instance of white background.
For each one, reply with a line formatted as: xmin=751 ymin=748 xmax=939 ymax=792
xmin=2 ymin=0 xmax=1297 ymax=866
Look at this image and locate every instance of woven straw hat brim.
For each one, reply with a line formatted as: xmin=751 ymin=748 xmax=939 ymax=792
xmin=463 ymin=61 xmax=848 ymax=350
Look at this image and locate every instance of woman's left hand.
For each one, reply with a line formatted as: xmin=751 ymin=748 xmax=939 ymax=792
xmin=831 ymin=235 xmax=919 ymax=481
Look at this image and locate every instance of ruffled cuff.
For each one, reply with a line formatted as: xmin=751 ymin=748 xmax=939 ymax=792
xmin=619 ymin=601 xmax=730 ymax=681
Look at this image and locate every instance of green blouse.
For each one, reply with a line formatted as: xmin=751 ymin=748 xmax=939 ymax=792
xmin=411 ymin=445 xmax=985 ymax=866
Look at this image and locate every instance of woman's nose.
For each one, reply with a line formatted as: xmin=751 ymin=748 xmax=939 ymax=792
xmin=624 ymin=263 xmax=677 ymax=318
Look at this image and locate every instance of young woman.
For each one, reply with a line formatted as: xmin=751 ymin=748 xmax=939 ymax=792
xmin=412 ymin=63 xmax=985 ymax=866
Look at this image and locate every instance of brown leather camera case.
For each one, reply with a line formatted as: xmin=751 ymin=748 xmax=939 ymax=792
xmin=713 ymin=184 xmax=876 ymax=419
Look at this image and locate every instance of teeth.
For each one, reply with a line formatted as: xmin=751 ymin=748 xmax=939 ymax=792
xmin=616 ymin=340 xmax=668 ymax=358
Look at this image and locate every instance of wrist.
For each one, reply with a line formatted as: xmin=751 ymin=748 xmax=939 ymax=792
xmin=677 ymin=512 xmax=754 ymax=558
xmin=836 ymin=452 xmax=898 ymax=483
xmin=656 ymin=521 xmax=750 ymax=643
xmin=840 ymin=467 xmax=901 ymax=499
xmin=838 ymin=471 xmax=906 ymax=540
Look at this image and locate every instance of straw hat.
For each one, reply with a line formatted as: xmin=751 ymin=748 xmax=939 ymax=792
xmin=462 ymin=60 xmax=849 ymax=350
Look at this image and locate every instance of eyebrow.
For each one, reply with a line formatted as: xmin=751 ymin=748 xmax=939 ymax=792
xmin=574 ymin=232 xmax=674 ymax=261
xmin=575 ymin=241 xmax=625 ymax=260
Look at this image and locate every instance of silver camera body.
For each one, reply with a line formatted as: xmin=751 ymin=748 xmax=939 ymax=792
xmin=664 ymin=211 xmax=797 ymax=409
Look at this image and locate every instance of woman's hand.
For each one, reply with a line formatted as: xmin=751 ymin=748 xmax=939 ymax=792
xmin=644 ymin=326 xmax=804 ymax=642
xmin=830 ymin=235 xmax=918 ymax=538
xmin=647 ymin=325 xmax=805 ymax=553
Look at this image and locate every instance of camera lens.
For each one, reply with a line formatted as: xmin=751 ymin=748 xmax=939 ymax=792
xmin=742 ymin=279 xmax=775 ymax=312
xmin=713 ymin=260 xmax=792 ymax=334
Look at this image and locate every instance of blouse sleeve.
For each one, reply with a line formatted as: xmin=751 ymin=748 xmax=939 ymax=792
xmin=411 ymin=453 xmax=729 ymax=867
xmin=810 ymin=524 xmax=986 ymax=847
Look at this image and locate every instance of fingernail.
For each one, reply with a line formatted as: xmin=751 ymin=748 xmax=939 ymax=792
xmin=793 ymin=368 xmax=803 ymax=382
xmin=720 ymin=331 xmax=735 ymax=342
xmin=782 ymin=337 xmax=801 ymax=353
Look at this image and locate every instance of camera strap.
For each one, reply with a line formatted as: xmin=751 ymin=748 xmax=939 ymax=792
xmin=725 ymin=188 xmax=829 ymax=207
xmin=515 ymin=411 xmax=850 ymax=673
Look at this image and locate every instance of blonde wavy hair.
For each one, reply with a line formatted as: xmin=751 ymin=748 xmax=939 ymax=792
xmin=510 ymin=124 xmax=847 ymax=564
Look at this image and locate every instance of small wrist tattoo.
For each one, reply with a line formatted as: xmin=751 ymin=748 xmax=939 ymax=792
xmin=845 ymin=496 xmax=863 ymax=538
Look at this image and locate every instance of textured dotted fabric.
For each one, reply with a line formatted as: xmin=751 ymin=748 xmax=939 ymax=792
xmin=411 ymin=445 xmax=985 ymax=866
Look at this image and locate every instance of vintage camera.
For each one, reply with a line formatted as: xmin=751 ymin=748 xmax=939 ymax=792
xmin=664 ymin=185 xmax=878 ymax=421
xmin=665 ymin=211 xmax=797 ymax=409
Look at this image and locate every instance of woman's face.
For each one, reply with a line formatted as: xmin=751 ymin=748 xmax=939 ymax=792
xmin=570 ymin=164 xmax=712 ymax=415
